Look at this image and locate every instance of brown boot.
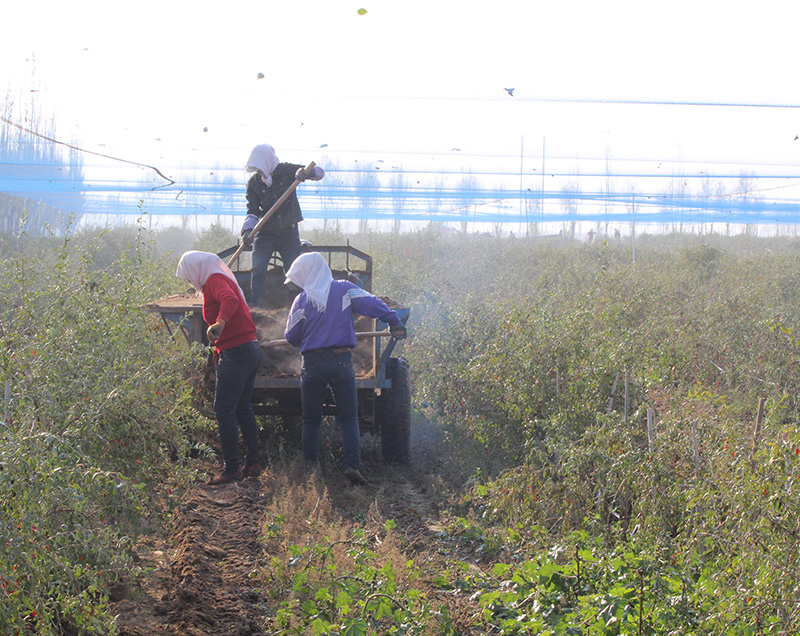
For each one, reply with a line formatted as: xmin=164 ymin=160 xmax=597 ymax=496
xmin=243 ymin=462 xmax=262 ymax=478
xmin=208 ymin=468 xmax=243 ymax=485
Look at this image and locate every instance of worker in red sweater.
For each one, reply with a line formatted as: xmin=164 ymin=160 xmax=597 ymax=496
xmin=176 ymin=251 xmax=263 ymax=485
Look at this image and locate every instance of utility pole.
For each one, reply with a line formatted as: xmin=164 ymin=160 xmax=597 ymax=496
xmin=631 ymin=194 xmax=636 ymax=269
xmin=520 ymin=135 xmax=527 ymax=236
xmin=541 ymin=137 xmax=546 ymax=226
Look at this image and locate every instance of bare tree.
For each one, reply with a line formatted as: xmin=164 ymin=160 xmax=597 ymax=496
xmin=390 ymin=171 xmax=408 ymax=235
xmin=560 ymin=178 xmax=580 ymax=216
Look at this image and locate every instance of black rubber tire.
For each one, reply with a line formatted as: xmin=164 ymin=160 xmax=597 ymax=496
xmin=377 ymin=358 xmax=412 ymax=464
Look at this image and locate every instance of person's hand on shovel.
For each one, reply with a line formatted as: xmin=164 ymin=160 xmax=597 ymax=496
xmin=389 ymin=324 xmax=407 ymax=340
xmin=203 ymin=350 xmax=219 ymax=372
xmin=240 ymin=214 xmax=258 ymax=247
xmin=207 ymin=319 xmax=227 ymax=344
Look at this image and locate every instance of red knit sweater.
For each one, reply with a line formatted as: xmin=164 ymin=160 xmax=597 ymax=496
xmin=202 ymin=274 xmax=257 ymax=352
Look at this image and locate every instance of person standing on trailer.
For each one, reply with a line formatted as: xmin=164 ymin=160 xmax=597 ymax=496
xmin=176 ymin=251 xmax=263 ymax=485
xmin=241 ymin=143 xmax=324 ymax=308
xmin=283 ymin=252 xmax=407 ymax=486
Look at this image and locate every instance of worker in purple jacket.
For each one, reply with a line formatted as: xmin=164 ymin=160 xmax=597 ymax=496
xmin=284 ymin=252 xmax=407 ymax=485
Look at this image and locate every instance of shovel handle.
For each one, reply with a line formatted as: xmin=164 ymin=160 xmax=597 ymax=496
xmin=227 ymin=161 xmax=316 ymax=267
xmin=262 ymin=330 xmax=391 ymax=349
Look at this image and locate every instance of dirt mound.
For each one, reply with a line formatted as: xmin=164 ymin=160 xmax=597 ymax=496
xmin=250 ymin=308 xmax=300 ymax=377
xmin=250 ymin=308 xmax=384 ymax=379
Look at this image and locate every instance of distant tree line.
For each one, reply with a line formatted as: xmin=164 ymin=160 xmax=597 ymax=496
xmin=1 ymin=90 xmax=84 ymax=235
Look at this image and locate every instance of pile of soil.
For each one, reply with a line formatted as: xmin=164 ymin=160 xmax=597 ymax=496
xmin=250 ymin=305 xmax=396 ymax=380
xmin=250 ymin=308 xmax=301 ymax=377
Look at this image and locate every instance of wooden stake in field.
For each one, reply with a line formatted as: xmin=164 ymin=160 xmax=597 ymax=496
xmin=691 ymin=421 xmax=700 ymax=477
xmin=624 ymin=370 xmax=630 ymax=426
xmin=607 ymin=372 xmax=620 ymax=413
xmin=647 ymin=408 xmax=655 ymax=453
xmin=753 ymin=396 xmax=766 ymax=448
xmin=2 ymin=379 xmax=9 ymax=425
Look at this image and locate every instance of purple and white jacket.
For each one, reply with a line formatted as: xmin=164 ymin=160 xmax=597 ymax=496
xmin=285 ymin=280 xmax=403 ymax=353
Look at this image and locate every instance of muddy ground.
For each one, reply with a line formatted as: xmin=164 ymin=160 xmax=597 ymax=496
xmin=112 ymin=425 xmax=451 ymax=636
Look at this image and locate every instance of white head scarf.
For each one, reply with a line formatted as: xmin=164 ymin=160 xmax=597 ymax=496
xmin=176 ymin=251 xmax=246 ymax=300
xmin=285 ymin=252 xmax=333 ymax=312
xmin=245 ymin=144 xmax=280 ymax=187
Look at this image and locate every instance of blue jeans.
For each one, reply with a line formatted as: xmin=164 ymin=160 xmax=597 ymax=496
xmin=300 ymin=350 xmax=361 ymax=469
xmin=214 ymin=340 xmax=262 ymax=472
xmin=251 ymin=224 xmax=301 ymax=307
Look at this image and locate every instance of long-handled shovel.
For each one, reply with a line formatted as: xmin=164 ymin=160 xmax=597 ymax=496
xmin=226 ymin=161 xmax=316 ymax=267
xmin=262 ymin=330 xmax=392 ymax=349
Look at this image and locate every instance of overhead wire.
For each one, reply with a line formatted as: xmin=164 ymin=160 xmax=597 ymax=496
xmin=0 ymin=115 xmax=175 ymax=190
xmin=3 ymin=90 xmax=800 ymax=225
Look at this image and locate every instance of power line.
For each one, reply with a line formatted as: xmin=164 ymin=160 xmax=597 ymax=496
xmin=0 ymin=116 xmax=175 ymax=189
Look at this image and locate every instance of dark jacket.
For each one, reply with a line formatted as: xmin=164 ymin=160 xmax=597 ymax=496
xmin=246 ymin=162 xmax=304 ymax=231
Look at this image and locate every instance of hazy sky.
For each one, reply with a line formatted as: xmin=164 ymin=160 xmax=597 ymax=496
xmin=2 ymin=0 xmax=799 ymax=222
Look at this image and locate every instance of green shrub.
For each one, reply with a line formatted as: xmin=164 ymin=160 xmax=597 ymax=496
xmin=358 ymin=232 xmax=800 ymax=632
xmin=0 ymin=221 xmax=210 ymax=634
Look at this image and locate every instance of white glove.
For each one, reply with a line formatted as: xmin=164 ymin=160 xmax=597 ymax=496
xmin=295 ymin=166 xmax=325 ymax=182
xmin=241 ymin=214 xmax=258 ymax=236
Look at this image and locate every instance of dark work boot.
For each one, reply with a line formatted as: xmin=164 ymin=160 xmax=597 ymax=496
xmin=344 ymin=467 xmax=367 ymax=486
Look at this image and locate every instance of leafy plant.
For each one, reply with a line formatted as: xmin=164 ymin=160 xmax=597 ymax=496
xmin=266 ymin=525 xmax=442 ymax=635
xmin=0 ymin=220 xmax=211 ymax=634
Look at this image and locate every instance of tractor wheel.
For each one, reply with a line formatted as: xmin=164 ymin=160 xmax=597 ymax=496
xmin=377 ymin=358 xmax=411 ymax=464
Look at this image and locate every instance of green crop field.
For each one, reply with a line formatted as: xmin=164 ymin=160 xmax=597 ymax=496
xmin=3 ymin=221 xmax=800 ymax=635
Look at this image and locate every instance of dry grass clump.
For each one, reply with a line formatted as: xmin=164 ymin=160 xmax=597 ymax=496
xmin=261 ymin=463 xmax=345 ymax=548
xmin=260 ymin=461 xmax=412 ymax=575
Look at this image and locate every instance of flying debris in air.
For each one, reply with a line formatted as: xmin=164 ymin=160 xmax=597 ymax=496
xmin=504 ymin=88 xmax=515 ymax=96
xmin=795 ymin=135 xmax=799 ymax=140
xmin=452 ymin=148 xmax=460 ymax=152
xmin=358 ymin=8 xmax=368 ymax=15
xmin=320 ymin=143 xmax=328 ymax=148
xmin=257 ymin=72 xmax=265 ymax=79
xmin=203 ymin=127 xmax=208 ymax=132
